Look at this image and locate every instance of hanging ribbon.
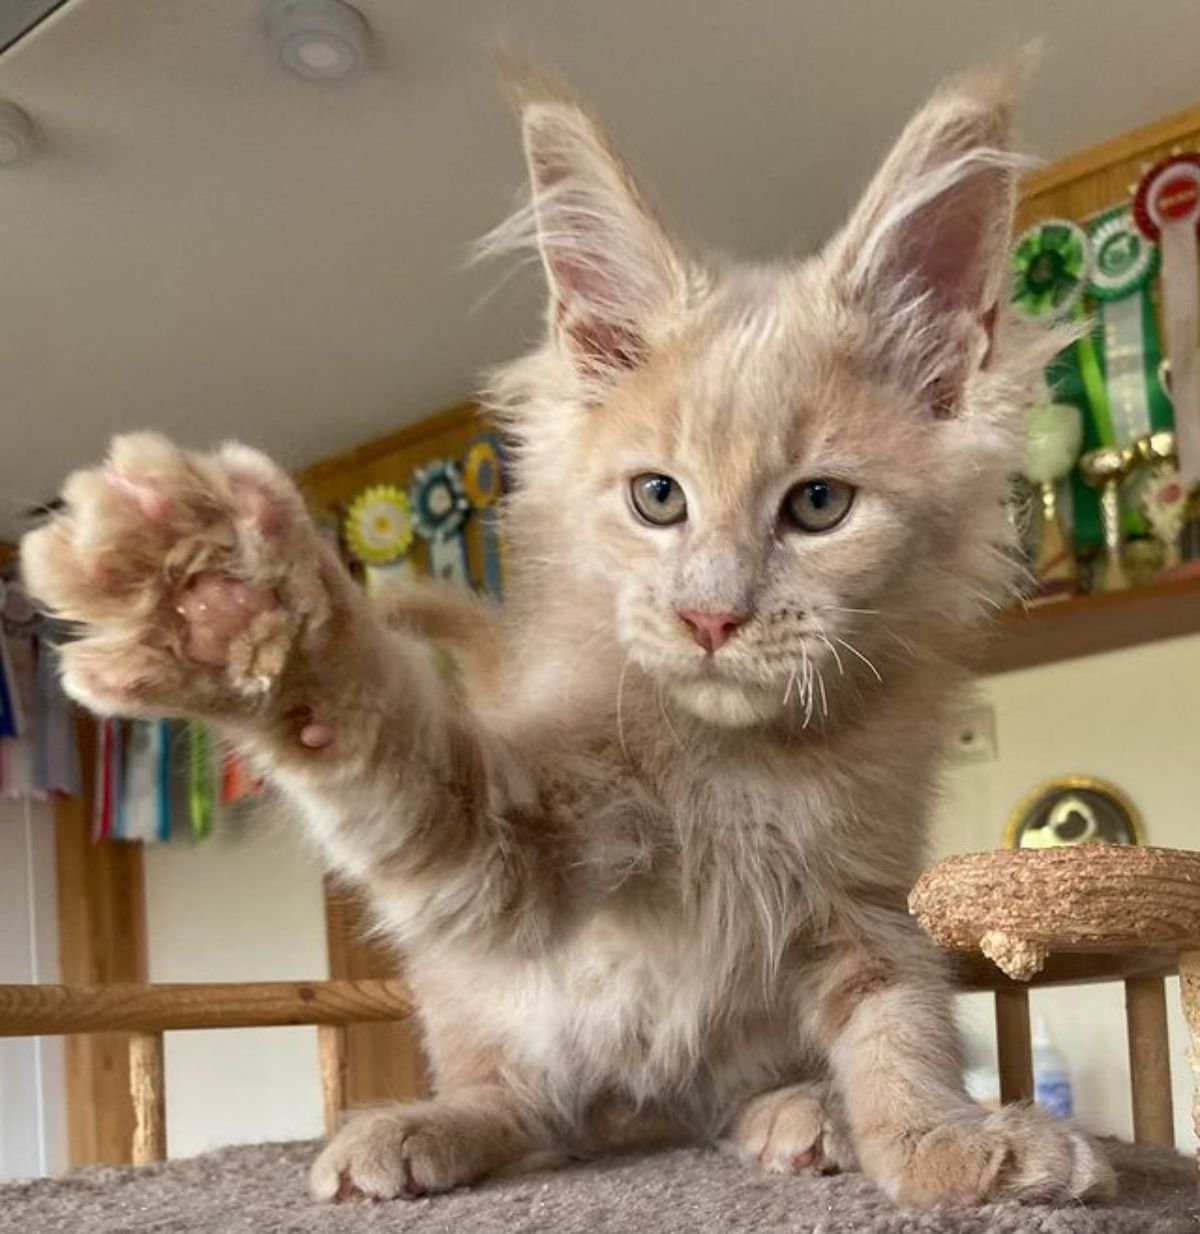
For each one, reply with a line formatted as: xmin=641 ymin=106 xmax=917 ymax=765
xmin=411 ymin=459 xmax=471 ymax=588
xmin=155 ymin=720 xmax=171 ymax=840
xmin=188 ymin=723 xmax=216 ymax=840
xmin=1134 ymin=154 xmax=1200 ymax=490
xmin=33 ymin=632 xmax=80 ymax=797
xmin=1086 ymin=206 xmax=1172 ymax=445
xmin=343 ymin=484 xmax=415 ymax=596
xmin=221 ymin=743 xmax=264 ymax=807
xmin=0 ymin=621 xmax=17 ymax=741
xmin=119 ymin=720 xmax=162 ymax=842
xmin=462 ymin=434 xmax=506 ymax=599
xmin=94 ymin=717 xmax=119 ymax=841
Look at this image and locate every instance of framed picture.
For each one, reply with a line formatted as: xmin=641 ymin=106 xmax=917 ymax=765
xmin=1003 ymin=774 xmax=1145 ymax=849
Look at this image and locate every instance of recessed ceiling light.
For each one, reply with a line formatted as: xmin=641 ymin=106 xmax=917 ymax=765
xmin=266 ymin=0 xmax=368 ymax=82
xmin=0 ymin=100 xmax=34 ymax=167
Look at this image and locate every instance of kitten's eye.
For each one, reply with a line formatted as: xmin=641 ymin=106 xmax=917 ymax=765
xmin=782 ymin=478 xmax=855 ymax=533
xmin=629 ymin=473 xmax=687 ymax=527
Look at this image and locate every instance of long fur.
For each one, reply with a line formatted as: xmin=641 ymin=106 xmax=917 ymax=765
xmin=21 ymin=59 xmax=1115 ymax=1207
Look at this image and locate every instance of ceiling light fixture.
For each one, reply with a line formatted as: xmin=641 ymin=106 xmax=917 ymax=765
xmin=0 ymin=100 xmax=34 ymax=167
xmin=266 ymin=0 xmax=368 ymax=82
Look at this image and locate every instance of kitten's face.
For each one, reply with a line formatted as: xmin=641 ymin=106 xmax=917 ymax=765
xmin=573 ymin=272 xmax=978 ymax=727
xmin=497 ymin=67 xmax=1027 ymax=728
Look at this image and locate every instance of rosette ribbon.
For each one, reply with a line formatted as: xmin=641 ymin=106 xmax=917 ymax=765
xmin=462 ymin=434 xmax=506 ymax=599
xmin=343 ymin=484 xmax=415 ymax=595
xmin=1086 ymin=206 xmax=1172 ymax=446
xmin=1134 ymin=154 xmax=1200 ymax=490
xmin=410 ymin=459 xmax=471 ymax=589
xmin=1011 ymin=218 xmax=1111 ymax=546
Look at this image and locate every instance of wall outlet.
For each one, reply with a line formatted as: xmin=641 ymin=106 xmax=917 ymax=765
xmin=949 ymin=704 xmax=997 ymax=764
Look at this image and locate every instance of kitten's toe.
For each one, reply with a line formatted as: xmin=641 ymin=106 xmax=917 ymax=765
xmin=722 ymin=1083 xmax=854 ymax=1176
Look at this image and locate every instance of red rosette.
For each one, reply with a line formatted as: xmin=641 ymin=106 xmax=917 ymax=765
xmin=1133 ymin=152 xmax=1200 ymax=241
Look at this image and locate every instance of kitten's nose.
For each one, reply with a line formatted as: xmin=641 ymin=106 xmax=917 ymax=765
xmin=676 ymin=608 xmax=747 ymax=654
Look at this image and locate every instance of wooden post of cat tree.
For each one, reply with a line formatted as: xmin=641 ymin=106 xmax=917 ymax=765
xmin=1125 ymin=976 xmax=1175 ymax=1145
xmin=318 ymin=1023 xmax=349 ymax=1135
xmin=994 ymin=986 xmax=1034 ymax=1104
xmin=1181 ymin=950 xmax=1200 ymax=1167
xmin=129 ymin=1031 xmax=166 ymax=1165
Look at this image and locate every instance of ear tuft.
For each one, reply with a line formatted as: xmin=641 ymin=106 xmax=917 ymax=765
xmin=827 ymin=52 xmax=1035 ymax=413
xmin=485 ymin=57 xmax=687 ymax=384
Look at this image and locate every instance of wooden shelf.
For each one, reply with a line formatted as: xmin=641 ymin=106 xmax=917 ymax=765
xmin=981 ymin=573 xmax=1200 ymax=676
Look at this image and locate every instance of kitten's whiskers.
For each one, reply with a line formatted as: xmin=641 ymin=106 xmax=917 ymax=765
xmin=833 ymin=635 xmax=883 ymax=684
xmin=615 ymin=652 xmax=633 ymax=763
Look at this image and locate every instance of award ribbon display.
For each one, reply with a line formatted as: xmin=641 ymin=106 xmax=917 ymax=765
xmin=1012 ymin=218 xmax=1110 ymax=546
xmin=1086 ymin=206 xmax=1171 ymax=445
xmin=94 ymin=717 xmax=119 ymax=841
xmin=462 ymin=435 xmax=506 ymax=599
xmin=1134 ymin=154 xmax=1200 ymax=489
xmin=119 ymin=720 xmax=169 ymax=843
xmin=188 ymin=722 xmax=216 ymax=840
xmin=344 ymin=484 xmax=415 ymax=595
xmin=411 ymin=459 xmax=472 ymax=589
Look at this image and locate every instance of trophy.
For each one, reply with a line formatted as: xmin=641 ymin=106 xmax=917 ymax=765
xmin=1020 ymin=403 xmax=1083 ymax=600
xmin=1080 ymin=445 xmax=1137 ymax=592
xmin=1135 ymin=430 xmax=1186 ymax=574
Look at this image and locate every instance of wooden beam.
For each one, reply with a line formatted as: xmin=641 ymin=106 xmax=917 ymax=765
xmin=129 ymin=1032 xmax=166 ymax=1165
xmin=318 ymin=1024 xmax=349 ymax=1136
xmin=1020 ymin=101 xmax=1200 ymax=201
xmin=295 ymin=401 xmax=479 ymax=507
xmin=0 ymin=979 xmax=413 ymax=1036
xmin=952 ymin=947 xmax=1178 ymax=992
xmin=1125 ymin=976 xmax=1175 ymax=1146
xmin=1176 ymin=950 xmax=1199 ymax=1166
xmin=324 ymin=881 xmax=429 ymax=1106
xmin=54 ymin=715 xmax=147 ymax=1167
xmin=995 ymin=987 xmax=1035 ymax=1105
xmin=982 ymin=575 xmax=1200 ymax=677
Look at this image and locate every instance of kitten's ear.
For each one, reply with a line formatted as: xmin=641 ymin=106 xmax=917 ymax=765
xmin=825 ymin=61 xmax=1028 ymax=415
xmin=507 ymin=70 xmax=687 ymax=380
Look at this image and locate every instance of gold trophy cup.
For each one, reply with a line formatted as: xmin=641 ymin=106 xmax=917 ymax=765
xmin=1020 ymin=403 xmax=1083 ymax=600
xmin=1080 ymin=444 xmax=1137 ymax=592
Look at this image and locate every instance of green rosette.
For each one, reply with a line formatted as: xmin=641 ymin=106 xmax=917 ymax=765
xmin=1086 ymin=206 xmax=1172 ymax=439
xmin=1011 ymin=219 xmax=1089 ymax=321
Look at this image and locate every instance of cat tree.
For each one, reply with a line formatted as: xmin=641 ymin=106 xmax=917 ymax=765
xmin=911 ymin=845 xmax=1200 ymax=1162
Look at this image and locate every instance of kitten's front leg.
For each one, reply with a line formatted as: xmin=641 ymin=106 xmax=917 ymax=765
xmin=814 ymin=911 xmax=1115 ymax=1207
xmin=22 ymin=434 xmax=560 ymax=941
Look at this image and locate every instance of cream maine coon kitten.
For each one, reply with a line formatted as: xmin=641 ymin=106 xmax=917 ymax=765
xmin=22 ymin=62 xmax=1114 ymax=1207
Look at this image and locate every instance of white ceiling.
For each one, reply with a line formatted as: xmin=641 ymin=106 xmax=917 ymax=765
xmin=2 ymin=0 xmax=1199 ymax=537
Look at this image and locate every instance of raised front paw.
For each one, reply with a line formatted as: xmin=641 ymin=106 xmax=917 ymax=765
xmin=722 ymin=1082 xmax=855 ymax=1176
xmin=21 ymin=433 xmax=333 ymax=721
xmin=862 ymin=1104 xmax=1116 ymax=1207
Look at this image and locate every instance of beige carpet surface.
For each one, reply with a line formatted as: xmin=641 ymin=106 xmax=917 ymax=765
xmin=2 ymin=1139 xmax=1197 ymax=1234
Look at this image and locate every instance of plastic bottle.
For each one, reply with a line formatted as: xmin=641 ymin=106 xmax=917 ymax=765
xmin=1032 ymin=1015 xmax=1073 ymax=1117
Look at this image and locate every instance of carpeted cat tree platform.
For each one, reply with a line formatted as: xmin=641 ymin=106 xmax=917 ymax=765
xmin=2 ymin=1139 xmax=1196 ymax=1234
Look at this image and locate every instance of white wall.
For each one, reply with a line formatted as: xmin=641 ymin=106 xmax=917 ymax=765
xmin=934 ymin=632 xmax=1200 ymax=1150
xmin=0 ymin=796 xmax=66 ymax=1182
xmin=142 ymin=805 xmax=329 ymax=1159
